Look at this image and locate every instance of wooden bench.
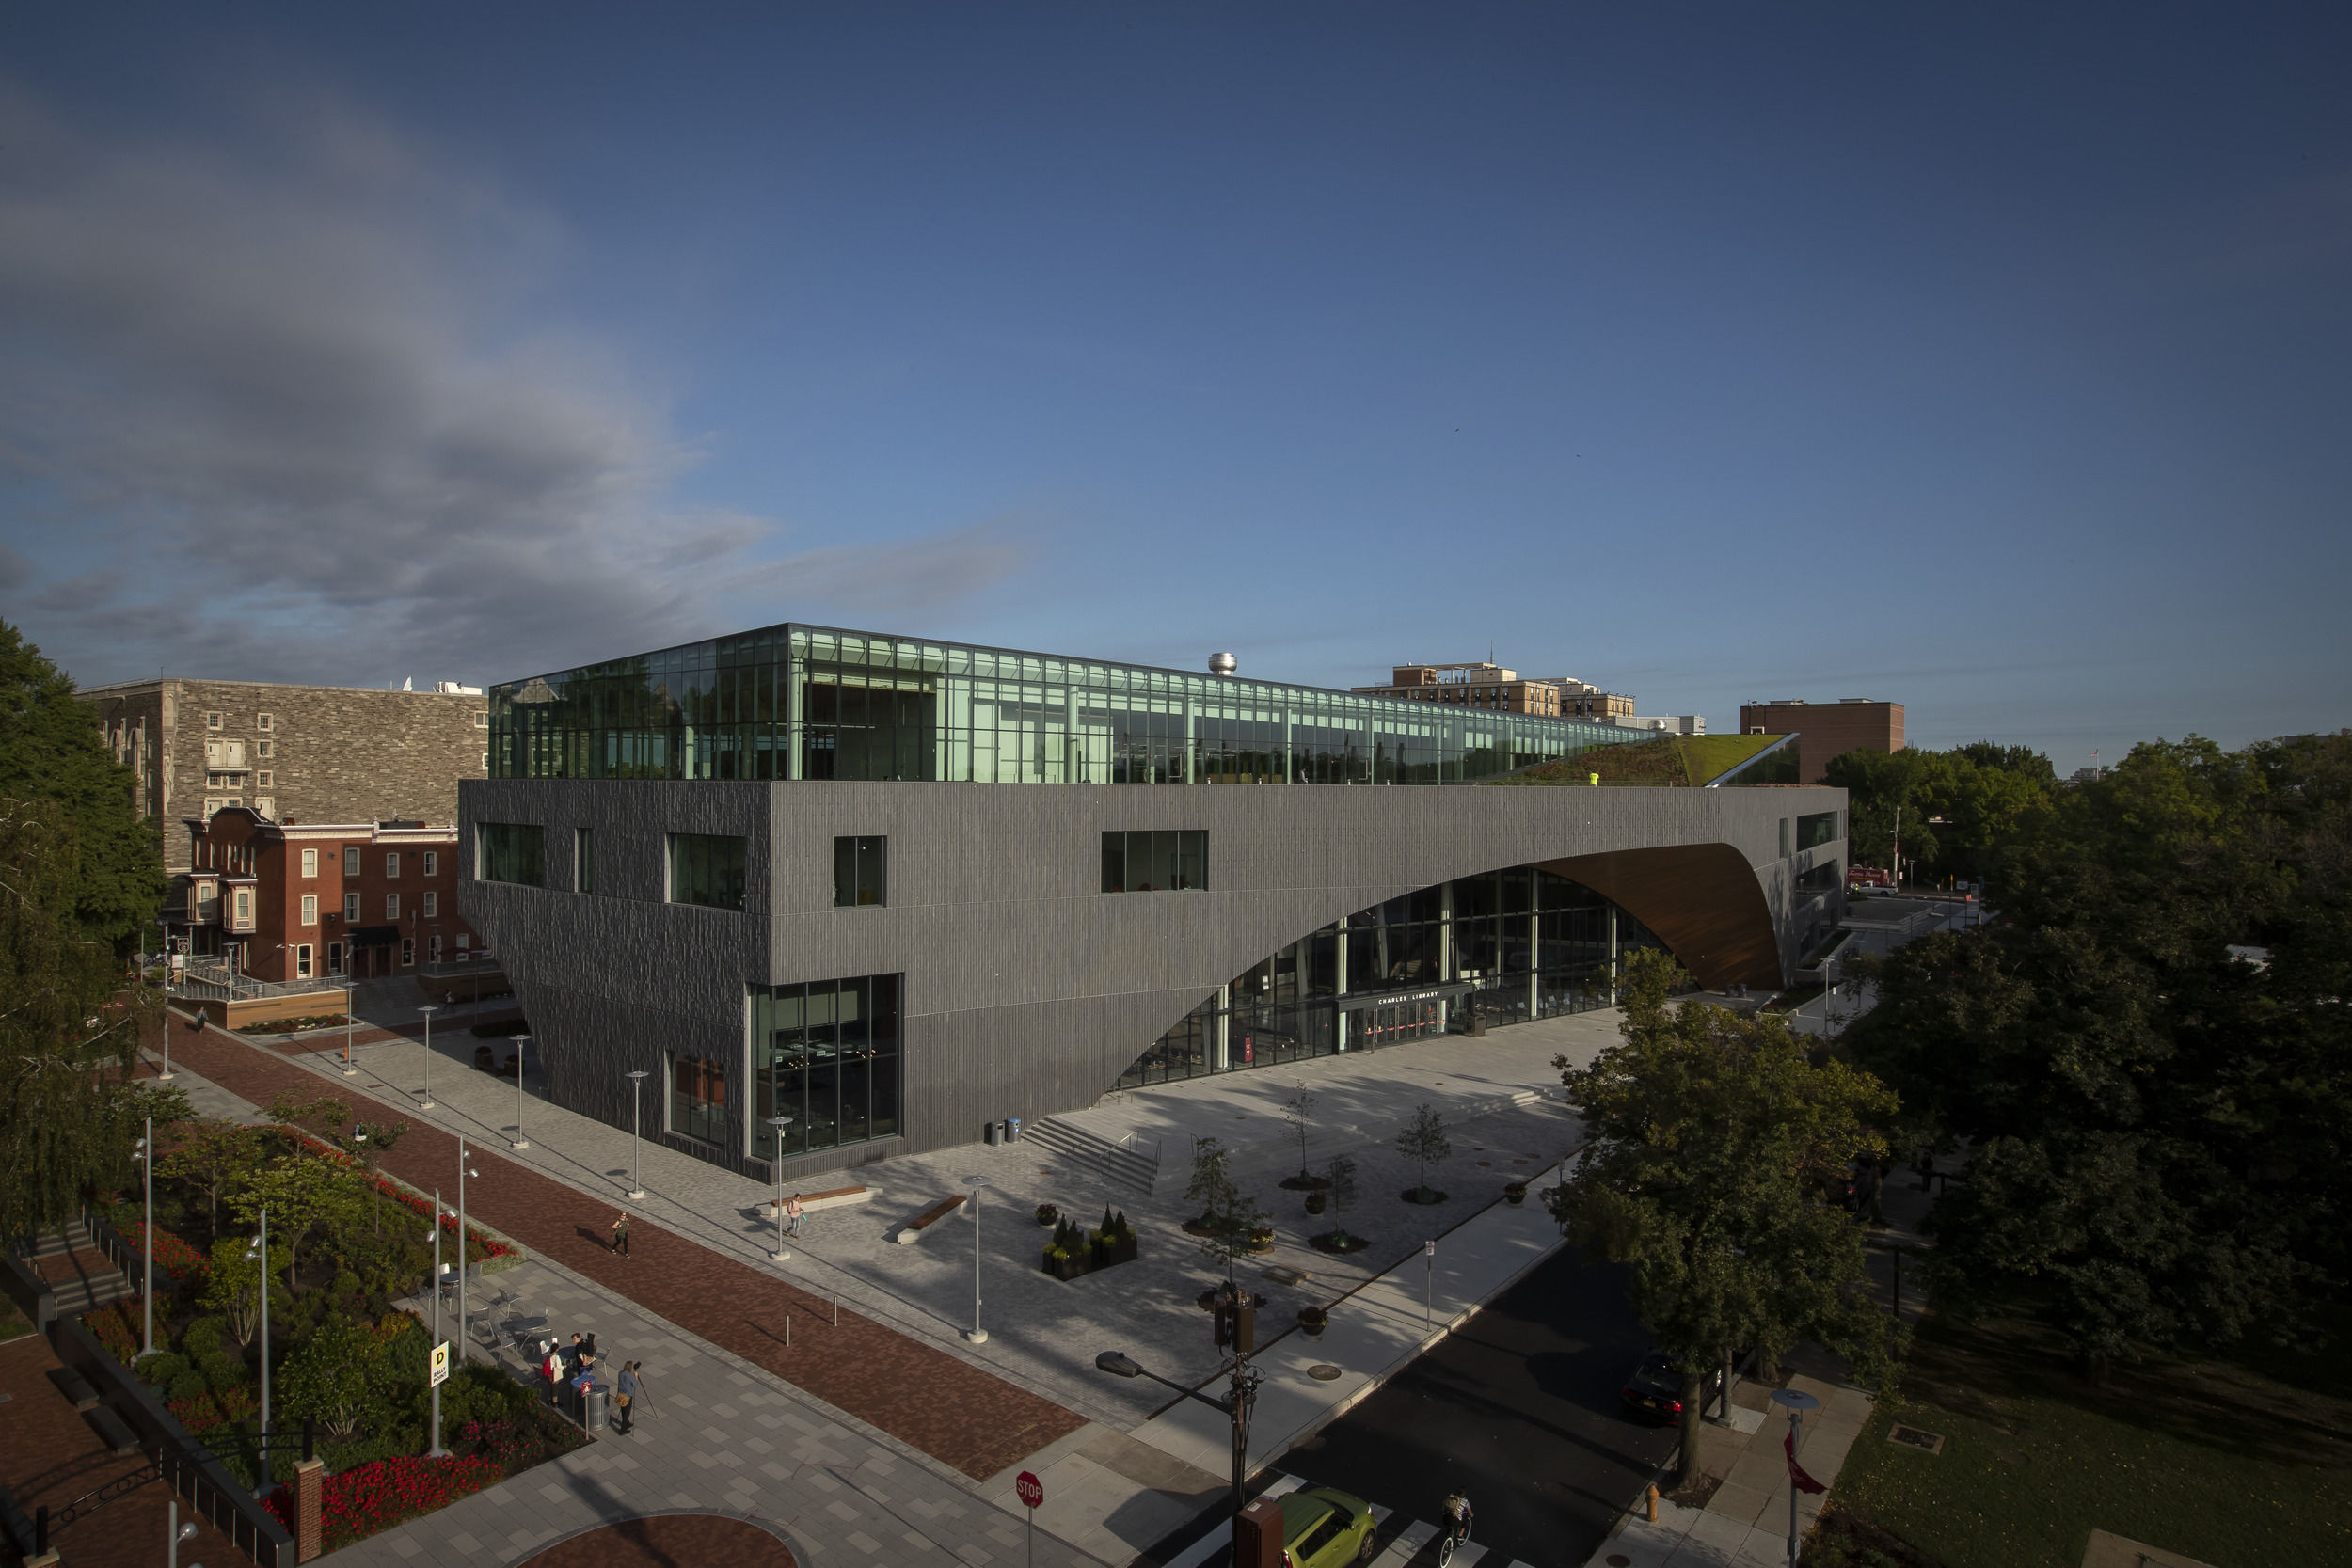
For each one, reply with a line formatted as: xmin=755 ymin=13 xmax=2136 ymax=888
xmin=894 ymin=1195 xmax=967 ymax=1245
xmin=757 ymin=1183 xmax=871 ymax=1222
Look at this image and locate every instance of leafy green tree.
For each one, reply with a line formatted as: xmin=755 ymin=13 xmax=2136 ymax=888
xmin=161 ymin=1118 xmax=268 ymax=1233
xmin=1551 ymin=949 xmax=1898 ymax=1484
xmin=1395 ymin=1103 xmax=1452 ymax=1201
xmin=279 ymin=1319 xmax=378 ymax=1439
xmin=1323 ymin=1155 xmax=1360 ymax=1245
xmin=0 ymin=622 xmax=167 ymax=950
xmin=1844 ymin=732 xmax=2352 ymax=1376
xmin=230 ymin=1155 xmax=365 ymax=1295
xmin=203 ymin=1233 xmax=290 ymax=1349
xmin=0 ymin=796 xmax=168 ymax=1237
xmin=1823 ymin=742 xmax=2055 ymax=887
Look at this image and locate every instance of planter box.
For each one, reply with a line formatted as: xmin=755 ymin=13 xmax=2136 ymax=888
xmin=1042 ymin=1249 xmax=1093 ymax=1282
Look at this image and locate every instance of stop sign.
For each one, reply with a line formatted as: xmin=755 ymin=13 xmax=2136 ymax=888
xmin=1015 ymin=1471 xmax=1043 ymax=1510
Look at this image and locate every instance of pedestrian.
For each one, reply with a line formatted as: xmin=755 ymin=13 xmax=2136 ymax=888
xmin=614 ymin=1360 xmax=642 ymax=1435
xmin=581 ymin=1330 xmax=600 ymax=1364
xmin=565 ymin=1332 xmax=585 ymax=1376
xmin=786 ymin=1194 xmax=803 ymax=1238
xmin=611 ymin=1212 xmax=631 ymax=1258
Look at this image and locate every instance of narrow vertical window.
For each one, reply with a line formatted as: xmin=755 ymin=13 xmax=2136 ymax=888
xmin=294 ymin=943 xmax=312 ymax=978
xmin=832 ymin=836 xmax=885 ymax=907
xmin=423 ymin=891 xmax=438 ymax=917
xmin=385 ymin=893 xmax=400 ymax=920
xmin=575 ymin=828 xmax=595 ymax=894
xmin=344 ymin=892 xmax=360 ymax=921
xmin=401 ymin=937 xmax=415 ymax=967
xmin=386 ymin=851 xmax=401 ymax=878
xmin=422 ymin=850 xmax=438 ymax=877
xmin=300 ymin=847 xmax=318 ymax=878
xmin=345 ymin=846 xmax=361 ymax=876
xmin=300 ymin=895 xmax=318 ymax=927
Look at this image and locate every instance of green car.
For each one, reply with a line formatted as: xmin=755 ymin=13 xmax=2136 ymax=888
xmin=1280 ymin=1485 xmax=1379 ymax=1567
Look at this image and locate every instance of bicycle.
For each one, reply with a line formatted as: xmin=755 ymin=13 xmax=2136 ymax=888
xmin=1436 ymin=1497 xmax=1473 ymax=1566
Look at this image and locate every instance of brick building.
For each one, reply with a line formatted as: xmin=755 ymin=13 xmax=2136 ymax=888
xmin=77 ymin=677 xmax=489 ymax=875
xmin=179 ymin=807 xmax=481 ymax=982
xmin=1352 ymin=662 xmax=1636 ymax=721
xmin=1737 ymin=698 xmax=1905 ymax=784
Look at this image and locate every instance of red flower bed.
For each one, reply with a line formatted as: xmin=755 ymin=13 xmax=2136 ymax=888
xmin=262 ymin=1453 xmax=503 ymax=1549
xmin=120 ymin=1217 xmax=210 ymax=1288
xmin=84 ymin=1298 xmax=142 ymax=1363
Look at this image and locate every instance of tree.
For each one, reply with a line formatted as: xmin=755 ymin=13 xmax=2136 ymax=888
xmin=1842 ymin=732 xmax=2352 ymax=1374
xmin=278 ymin=1320 xmax=377 ymax=1439
xmin=0 ymin=796 xmax=167 ymax=1238
xmin=265 ymin=1093 xmax=352 ymax=1139
xmin=1281 ymin=1082 xmax=1318 ymax=1182
xmin=162 ymin=1119 xmax=268 ymax=1232
xmin=1395 ymin=1103 xmax=1452 ymax=1202
xmin=202 ymin=1233 xmax=290 ymax=1349
xmin=1823 ymin=742 xmax=2056 ymax=888
xmin=1550 ymin=949 xmax=1898 ymax=1485
xmin=336 ymin=1117 xmax=409 ymax=1235
xmin=1323 ymin=1155 xmax=1359 ymax=1246
xmin=230 ymin=1155 xmax=365 ymax=1295
xmin=0 ymin=622 xmax=167 ymax=951
xmin=1184 ymin=1136 xmax=1264 ymax=1281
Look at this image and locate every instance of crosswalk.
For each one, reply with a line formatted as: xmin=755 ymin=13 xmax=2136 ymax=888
xmin=1160 ymin=1474 xmax=1540 ymax=1568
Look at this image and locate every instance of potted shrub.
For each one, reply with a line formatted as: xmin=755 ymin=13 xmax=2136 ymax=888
xmin=1035 ymin=1202 xmax=1059 ymax=1227
xmin=1248 ymin=1222 xmax=1277 ymax=1255
xmin=1503 ymin=1181 xmax=1527 ymax=1207
xmin=1304 ymin=1190 xmax=1327 ymax=1216
xmin=1297 ymin=1305 xmax=1327 ymax=1338
xmin=1096 ymin=1208 xmax=1139 ymax=1267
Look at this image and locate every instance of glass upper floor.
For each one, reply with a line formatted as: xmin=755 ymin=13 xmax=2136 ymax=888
xmin=488 ymin=623 xmax=1650 ymax=785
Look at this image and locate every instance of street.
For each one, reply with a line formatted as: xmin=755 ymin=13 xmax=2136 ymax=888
xmin=1278 ymin=1243 xmax=1674 ymax=1566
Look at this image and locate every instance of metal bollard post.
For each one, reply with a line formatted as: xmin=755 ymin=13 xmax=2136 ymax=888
xmin=832 ymin=1292 xmax=839 ymax=1328
xmin=785 ymin=1311 xmax=790 ymax=1349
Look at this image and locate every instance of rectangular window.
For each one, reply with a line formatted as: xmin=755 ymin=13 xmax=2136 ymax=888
xmin=206 ymin=711 xmax=222 ymax=729
xmin=423 ymin=891 xmax=438 ymax=917
xmin=667 ymin=833 xmax=746 ymax=910
xmin=477 ymin=822 xmax=546 ymax=886
xmin=1797 ymin=811 xmax=1841 ymax=852
xmin=422 ymin=850 xmax=437 ymax=877
xmin=1796 ymin=859 xmax=1841 ymax=894
xmin=256 ymin=738 xmax=274 ymax=759
xmin=429 ymin=933 xmax=442 ymax=962
xmin=386 ymin=851 xmax=400 ymax=878
xmin=385 ymin=893 xmax=400 ymax=919
xmin=474 ymin=711 xmax=488 ymax=727
xmin=575 ymin=828 xmax=595 ymax=894
xmin=204 ymin=739 xmax=244 ymax=768
xmin=300 ymin=895 xmax=318 ymax=926
xmin=232 ymin=887 xmax=252 ymax=927
xmin=301 ymin=847 xmax=318 ymax=878
xmin=832 ymin=836 xmax=886 ymax=908
xmin=345 ymin=846 xmax=361 ymax=876
xmin=401 ymin=937 xmax=415 ymax=967
xmin=344 ymin=892 xmax=360 ymax=921
xmin=455 ymin=931 xmax=469 ymax=956
xmin=751 ymin=974 xmax=901 ymax=1158
xmin=257 ymin=713 xmax=272 ymax=732
xmin=327 ymin=941 xmax=344 ymax=976
xmin=255 ymin=771 xmax=273 ymax=788
xmin=1100 ymin=830 xmax=1209 ymax=893
xmin=670 ymin=1053 xmax=728 ymax=1146
xmin=294 ymin=942 xmax=312 ymax=978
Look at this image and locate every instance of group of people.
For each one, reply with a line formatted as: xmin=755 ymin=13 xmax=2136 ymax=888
xmin=537 ymin=1330 xmax=649 ymax=1434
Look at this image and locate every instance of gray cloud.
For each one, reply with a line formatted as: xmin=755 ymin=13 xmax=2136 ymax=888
xmin=0 ymin=84 xmax=1026 ymax=688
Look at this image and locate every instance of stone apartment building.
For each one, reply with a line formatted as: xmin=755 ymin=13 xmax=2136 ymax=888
xmin=182 ymin=808 xmax=479 ymax=982
xmin=77 ymin=677 xmax=489 ymax=875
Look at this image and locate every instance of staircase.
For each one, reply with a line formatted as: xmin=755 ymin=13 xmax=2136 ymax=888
xmin=1023 ymin=1118 xmax=1162 ymax=1196
xmin=15 ymin=1216 xmax=136 ymax=1317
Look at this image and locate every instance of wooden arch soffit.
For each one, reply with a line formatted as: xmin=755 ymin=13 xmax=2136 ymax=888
xmin=1533 ymin=842 xmax=1782 ymax=991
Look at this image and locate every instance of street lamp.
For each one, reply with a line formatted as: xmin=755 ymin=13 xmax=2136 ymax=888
xmin=510 ymin=1035 xmax=532 ymax=1149
xmin=456 ymin=1141 xmax=481 ymax=1364
xmin=244 ymin=1211 xmax=273 ymax=1496
xmin=1772 ymin=1387 xmax=1822 ymax=1565
xmin=764 ymin=1116 xmax=795 ymax=1260
xmin=154 ymin=922 xmax=176 ymax=1081
xmin=133 ymin=1118 xmax=154 ymax=1356
xmin=417 ymin=1004 xmax=440 ymax=1110
xmin=625 ymin=1069 xmax=650 ymax=1199
xmin=1096 ymin=1348 xmax=1262 ymax=1560
xmin=340 ymin=1006 xmax=358 ymax=1077
xmin=168 ymin=1502 xmax=197 ymax=1568
xmin=426 ymin=1187 xmax=447 ymax=1458
xmin=962 ymin=1176 xmax=990 ymax=1343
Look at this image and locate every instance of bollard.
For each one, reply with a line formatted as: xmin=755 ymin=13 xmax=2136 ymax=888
xmin=832 ymin=1291 xmax=839 ymax=1328
xmin=785 ymin=1311 xmax=790 ymax=1349
xmin=1646 ymin=1484 xmax=1660 ymax=1522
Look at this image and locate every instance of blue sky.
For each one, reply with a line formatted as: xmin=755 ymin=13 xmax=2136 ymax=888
xmin=4 ymin=4 xmax=2347 ymax=771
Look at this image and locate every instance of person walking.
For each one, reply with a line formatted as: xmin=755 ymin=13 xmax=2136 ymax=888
xmin=614 ymin=1360 xmax=642 ymax=1434
xmin=611 ymin=1212 xmax=631 ymax=1258
xmin=786 ymin=1194 xmax=803 ymax=1238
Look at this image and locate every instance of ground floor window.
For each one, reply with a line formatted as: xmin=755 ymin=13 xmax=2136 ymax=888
xmin=294 ymin=943 xmax=313 ymax=979
xmin=1119 ymin=865 xmax=1661 ymax=1087
xmin=326 ymin=941 xmax=344 ymax=976
xmin=671 ymin=1053 xmax=728 ymax=1146
xmin=400 ymin=937 xmax=415 ymax=967
xmin=752 ymin=974 xmax=901 ymax=1160
xmin=429 ymin=934 xmax=443 ymax=963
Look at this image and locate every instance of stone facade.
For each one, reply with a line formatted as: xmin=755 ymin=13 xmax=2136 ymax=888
xmin=77 ymin=678 xmax=489 ymax=873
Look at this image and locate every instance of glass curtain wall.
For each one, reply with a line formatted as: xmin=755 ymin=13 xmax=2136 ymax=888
xmin=1117 ymin=866 xmax=1661 ymax=1088
xmin=751 ymin=974 xmax=902 ymax=1160
xmin=488 ymin=624 xmax=1645 ymax=785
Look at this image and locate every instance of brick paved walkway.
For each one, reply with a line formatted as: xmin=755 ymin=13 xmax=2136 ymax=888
xmin=153 ymin=1012 xmax=1087 ymax=1481
xmin=520 ymin=1514 xmax=798 ymax=1566
xmin=0 ymin=1333 xmax=246 ymax=1568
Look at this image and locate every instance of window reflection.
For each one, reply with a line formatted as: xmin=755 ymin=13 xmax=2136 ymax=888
xmin=752 ymin=974 xmax=902 ymax=1160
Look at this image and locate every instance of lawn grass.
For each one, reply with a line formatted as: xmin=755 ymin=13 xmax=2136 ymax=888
xmin=0 ymin=1295 xmax=31 ymax=1345
xmin=1486 ymin=732 xmax=1788 ymax=788
xmin=1823 ymin=1308 xmax=2352 ymax=1567
xmin=1678 ymin=732 xmax=1785 ymax=784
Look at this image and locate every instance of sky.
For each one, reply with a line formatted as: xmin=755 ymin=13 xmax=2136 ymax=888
xmin=3 ymin=4 xmax=2348 ymax=772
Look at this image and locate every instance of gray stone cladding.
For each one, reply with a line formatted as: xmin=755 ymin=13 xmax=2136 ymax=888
xmin=460 ymin=778 xmax=1846 ymax=1182
xmin=79 ymin=679 xmax=488 ymax=872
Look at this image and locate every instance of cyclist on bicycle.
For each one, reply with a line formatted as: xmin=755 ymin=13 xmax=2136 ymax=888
xmin=1439 ymin=1493 xmax=1473 ymax=1559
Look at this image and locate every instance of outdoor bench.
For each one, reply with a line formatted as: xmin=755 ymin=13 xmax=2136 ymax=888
xmin=894 ymin=1195 xmax=967 ymax=1244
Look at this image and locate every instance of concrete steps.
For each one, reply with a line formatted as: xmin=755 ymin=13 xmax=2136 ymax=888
xmin=1023 ymin=1117 xmax=1161 ymax=1196
xmin=12 ymin=1216 xmax=136 ymax=1315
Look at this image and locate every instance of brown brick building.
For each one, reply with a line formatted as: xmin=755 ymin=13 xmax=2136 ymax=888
xmin=1737 ymin=698 xmax=1905 ymax=784
xmin=180 ymin=808 xmax=479 ymax=981
xmin=76 ymin=678 xmax=488 ymax=875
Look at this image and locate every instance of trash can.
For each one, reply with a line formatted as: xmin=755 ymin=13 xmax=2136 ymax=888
xmin=984 ymin=1120 xmax=1000 ymax=1146
xmin=581 ymin=1384 xmax=607 ymax=1431
xmin=1006 ymin=1117 xmax=1023 ymax=1143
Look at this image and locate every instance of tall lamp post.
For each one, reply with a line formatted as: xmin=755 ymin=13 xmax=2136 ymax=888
xmin=1097 ymin=1349 xmax=1260 ymax=1558
xmin=510 ymin=1035 xmax=532 ymax=1149
xmin=456 ymin=1141 xmax=480 ymax=1363
xmin=1772 ymin=1387 xmax=1822 ymax=1565
xmin=765 ymin=1116 xmax=795 ymax=1260
xmin=244 ymin=1210 xmax=274 ymax=1496
xmin=134 ymin=1118 xmax=155 ymax=1356
xmin=625 ymin=1069 xmax=649 ymax=1199
xmin=417 ymin=1004 xmax=440 ymax=1110
xmin=341 ymin=1006 xmax=358 ymax=1077
xmin=154 ymin=921 xmax=176 ymax=1081
xmin=426 ymin=1189 xmax=447 ymax=1458
xmin=961 ymin=1175 xmax=990 ymax=1343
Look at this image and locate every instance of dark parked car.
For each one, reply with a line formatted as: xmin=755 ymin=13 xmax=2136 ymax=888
xmin=1619 ymin=1351 xmax=1724 ymax=1423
